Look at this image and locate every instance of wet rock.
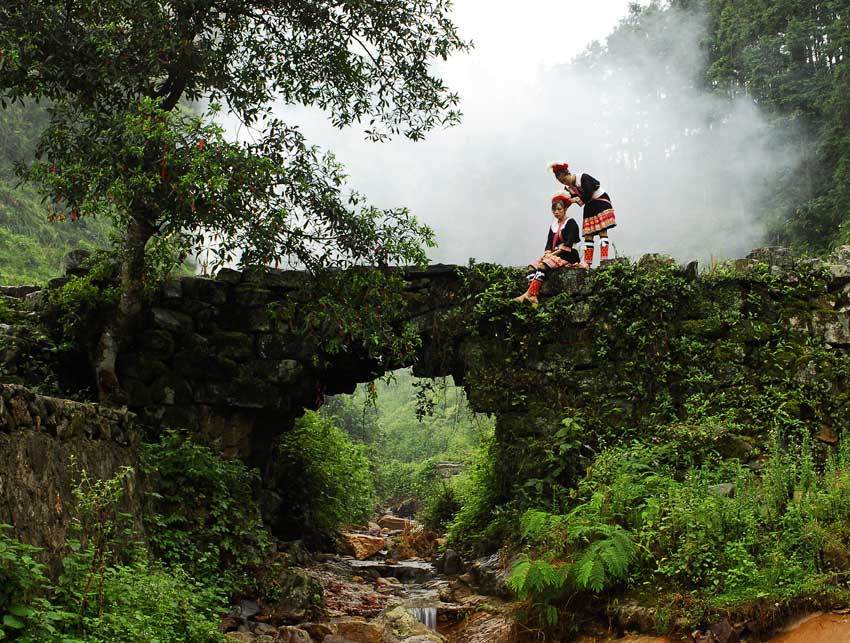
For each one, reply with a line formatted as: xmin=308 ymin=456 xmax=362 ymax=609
xmin=466 ymin=554 xmax=511 ymax=598
xmin=378 ymin=605 xmax=441 ymax=641
xmin=342 ymin=533 xmax=386 ymax=560
xmin=378 ymin=515 xmax=413 ymax=530
xmin=433 ymin=549 xmax=464 ymax=576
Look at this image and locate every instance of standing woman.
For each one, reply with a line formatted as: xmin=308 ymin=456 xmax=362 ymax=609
xmin=549 ymin=162 xmax=616 ymax=266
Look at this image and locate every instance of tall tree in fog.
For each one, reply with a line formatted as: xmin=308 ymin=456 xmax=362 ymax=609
xmin=699 ymin=0 xmax=850 ymax=250
xmin=0 ymin=0 xmax=468 ymax=399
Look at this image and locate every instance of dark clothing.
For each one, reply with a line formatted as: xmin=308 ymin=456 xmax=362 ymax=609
xmin=573 ymin=172 xmax=616 ymax=235
xmin=545 ymin=217 xmax=580 ymax=254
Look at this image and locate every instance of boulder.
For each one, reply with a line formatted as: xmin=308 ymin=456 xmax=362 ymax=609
xmin=377 ymin=515 xmax=412 ymax=531
xmin=60 ymin=249 xmax=92 ymax=276
xmin=433 ymin=549 xmax=464 ymax=576
xmin=264 ymin=568 xmax=324 ymax=623
xmin=342 ymin=533 xmax=386 ymax=560
xmin=331 ymin=617 xmax=385 ymax=643
xmin=278 ymin=627 xmax=315 ymax=643
xmin=394 ymin=498 xmax=419 ymax=518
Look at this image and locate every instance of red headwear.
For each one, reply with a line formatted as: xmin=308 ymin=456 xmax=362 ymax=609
xmin=548 ymin=161 xmax=570 ymax=176
xmin=551 ymin=192 xmax=571 ymax=207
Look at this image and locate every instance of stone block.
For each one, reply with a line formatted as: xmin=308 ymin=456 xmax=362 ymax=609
xmin=231 ymin=283 xmax=272 ymax=307
xmin=211 ymin=331 xmax=254 ymax=360
xmin=180 ymin=276 xmax=229 ymax=305
xmin=138 ymin=329 xmax=176 ymax=360
xmin=747 ymin=246 xmax=793 ymax=269
xmin=151 ymin=308 xmax=193 ymax=334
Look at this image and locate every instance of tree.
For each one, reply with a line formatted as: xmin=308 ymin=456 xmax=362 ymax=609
xmin=0 ymin=0 xmax=468 ymax=399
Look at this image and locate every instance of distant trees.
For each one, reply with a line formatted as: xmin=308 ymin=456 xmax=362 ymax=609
xmin=692 ymin=0 xmax=850 ymax=249
xmin=0 ymin=0 xmax=468 ymax=399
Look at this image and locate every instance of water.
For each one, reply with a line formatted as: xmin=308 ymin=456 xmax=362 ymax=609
xmin=408 ymin=606 xmax=438 ymax=630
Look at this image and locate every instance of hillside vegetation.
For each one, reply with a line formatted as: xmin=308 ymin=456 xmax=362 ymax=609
xmin=0 ymin=103 xmax=112 ymax=285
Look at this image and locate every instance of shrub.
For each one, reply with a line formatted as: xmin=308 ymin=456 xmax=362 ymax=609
xmin=275 ymin=411 xmax=374 ymax=537
xmin=141 ymin=431 xmax=270 ymax=595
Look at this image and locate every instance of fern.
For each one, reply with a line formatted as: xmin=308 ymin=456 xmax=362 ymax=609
xmin=520 ymin=510 xmax=551 ymax=541
xmin=507 ymin=556 xmax=568 ymax=601
xmin=571 ymin=525 xmax=636 ymax=592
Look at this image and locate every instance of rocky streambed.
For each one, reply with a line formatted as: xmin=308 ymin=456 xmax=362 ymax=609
xmin=218 ymin=514 xmax=850 ymax=643
xmin=219 ymin=514 xmax=519 ymax=643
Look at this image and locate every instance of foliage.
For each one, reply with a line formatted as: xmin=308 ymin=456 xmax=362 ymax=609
xmin=692 ymin=0 xmax=850 ymax=251
xmin=59 ymin=460 xmax=138 ymax=625
xmin=141 ymin=431 xmax=270 ymax=596
xmin=0 ymin=526 xmax=68 ymax=643
xmin=0 ymin=102 xmax=113 ymax=286
xmin=275 ymin=411 xmax=374 ymax=538
xmin=0 ymin=0 xmax=466 ymax=276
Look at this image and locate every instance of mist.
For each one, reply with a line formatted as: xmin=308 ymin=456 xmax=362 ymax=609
xmin=220 ymin=2 xmax=801 ymax=267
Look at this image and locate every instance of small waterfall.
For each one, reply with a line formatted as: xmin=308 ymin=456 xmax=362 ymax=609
xmin=408 ymin=607 xmax=437 ymax=630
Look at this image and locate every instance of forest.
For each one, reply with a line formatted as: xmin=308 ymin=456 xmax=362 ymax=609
xmin=2 ymin=1 xmax=850 ymax=642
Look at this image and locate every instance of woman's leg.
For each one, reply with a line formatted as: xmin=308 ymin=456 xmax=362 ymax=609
xmin=599 ymin=230 xmax=610 ymax=262
xmin=584 ymin=235 xmax=595 ymax=266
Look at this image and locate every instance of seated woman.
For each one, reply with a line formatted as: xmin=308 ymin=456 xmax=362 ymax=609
xmin=514 ymin=193 xmax=586 ymax=306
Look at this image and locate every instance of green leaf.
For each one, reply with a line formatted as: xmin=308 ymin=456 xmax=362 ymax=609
xmin=2 ymin=615 xmax=25 ymax=630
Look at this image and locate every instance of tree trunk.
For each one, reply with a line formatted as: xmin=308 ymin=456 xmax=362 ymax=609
xmin=94 ymin=216 xmax=155 ymax=403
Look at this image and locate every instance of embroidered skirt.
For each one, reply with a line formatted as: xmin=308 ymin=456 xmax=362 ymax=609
xmin=530 ymin=247 xmax=583 ymax=272
xmin=582 ymin=193 xmax=616 ymax=236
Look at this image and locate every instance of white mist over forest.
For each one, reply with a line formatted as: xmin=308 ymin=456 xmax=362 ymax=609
xmin=221 ymin=2 xmax=801 ymax=266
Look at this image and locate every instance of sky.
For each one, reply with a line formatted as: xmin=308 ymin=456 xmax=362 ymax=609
xmin=223 ymin=1 xmax=796 ymax=267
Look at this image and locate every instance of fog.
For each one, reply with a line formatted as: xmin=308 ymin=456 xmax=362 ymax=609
xmin=221 ymin=2 xmax=801 ymax=266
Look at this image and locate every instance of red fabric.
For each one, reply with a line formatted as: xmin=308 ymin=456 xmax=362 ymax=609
xmin=528 ymin=279 xmax=542 ymax=297
xmin=551 ymin=162 xmax=570 ymax=174
xmin=600 ymin=242 xmax=609 ymax=261
xmin=584 ymin=246 xmax=594 ymax=265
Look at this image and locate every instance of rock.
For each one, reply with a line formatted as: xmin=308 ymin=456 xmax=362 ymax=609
xmin=342 ymin=533 xmax=386 ymax=560
xmin=747 ymin=246 xmax=793 ymax=269
xmin=682 ymin=260 xmax=699 ymax=280
xmin=378 ymin=605 xmax=436 ymax=640
xmin=265 ymin=568 xmax=324 ymax=623
xmin=638 ymin=253 xmax=676 ymax=270
xmin=299 ymin=623 xmax=333 ymax=641
xmin=443 ymin=611 xmax=515 ymax=643
xmin=236 ymin=599 xmax=261 ymax=619
xmin=819 ymin=424 xmax=839 ymax=445
xmin=467 ymin=555 xmax=510 ymax=598
xmin=277 ymin=626 xmax=315 ymax=643
xmin=0 ymin=285 xmax=41 ymax=298
xmin=708 ymin=483 xmax=735 ymax=497
xmin=377 ymin=515 xmax=412 ymax=530
xmin=434 ymin=549 xmax=464 ymax=575
xmin=254 ymin=622 xmax=278 ymax=636
xmin=332 ymin=617 xmax=385 ymax=643
xmin=322 ymin=637 xmax=359 ymax=643
xmin=60 ymin=249 xmax=92 ymax=276
xmin=394 ymin=498 xmax=419 ymax=518
xmin=254 ymin=636 xmax=276 ymax=643
xmin=710 ymin=617 xmax=740 ymax=643
xmin=226 ymin=633 xmax=254 ymax=642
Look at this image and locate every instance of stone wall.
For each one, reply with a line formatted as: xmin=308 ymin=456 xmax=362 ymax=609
xmin=114 ymin=264 xmax=466 ymax=468
xmin=0 ymin=383 xmax=143 ymax=570
xmin=4 ymin=247 xmax=850 ymax=543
